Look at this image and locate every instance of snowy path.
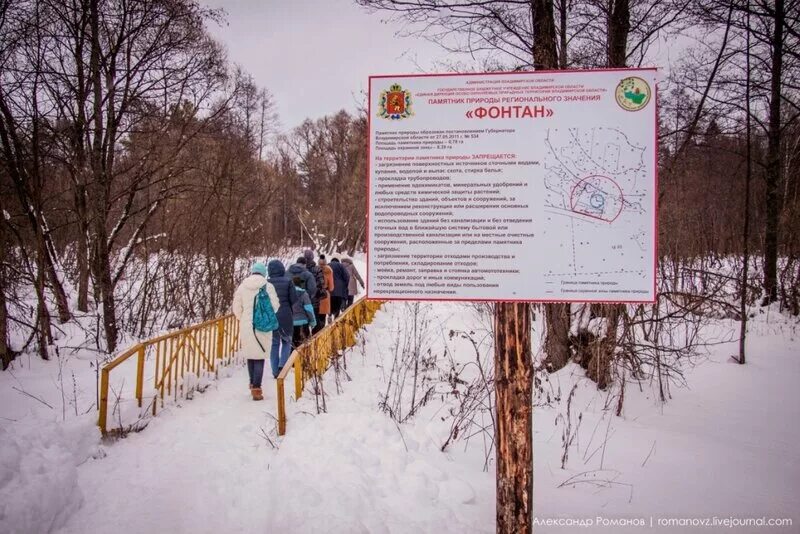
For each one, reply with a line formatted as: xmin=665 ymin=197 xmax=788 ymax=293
xmin=57 ymin=307 xmax=493 ymax=533
xmin=58 ymin=364 xmax=283 ymax=533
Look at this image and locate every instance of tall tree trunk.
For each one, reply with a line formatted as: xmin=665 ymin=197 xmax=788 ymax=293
xmin=763 ymin=0 xmax=785 ymax=304
xmin=558 ymin=0 xmax=568 ymax=69
xmin=538 ymin=0 xmax=571 ymax=374
xmin=42 ymin=236 xmax=72 ymax=323
xmin=533 ymin=0 xmax=559 ymax=69
xmin=93 ymin=229 xmax=118 ymax=352
xmin=574 ymin=0 xmax=633 ymax=389
xmin=71 ymin=1 xmax=91 ymax=313
xmin=0 ymin=280 xmax=8 ymax=370
xmin=739 ymin=1 xmax=753 ymax=364
xmin=494 ymin=4 xmax=558 ymax=533
xmin=543 ymin=303 xmax=571 ymax=371
xmin=608 ymin=0 xmax=630 ymax=68
xmin=35 ymin=233 xmax=53 ymax=361
xmin=76 ymin=184 xmax=90 ymax=312
xmin=584 ymin=304 xmax=619 ymax=390
xmin=0 ymin=219 xmax=10 ymax=370
xmin=88 ymin=0 xmax=117 ymax=352
xmin=494 ymin=302 xmax=533 ymax=533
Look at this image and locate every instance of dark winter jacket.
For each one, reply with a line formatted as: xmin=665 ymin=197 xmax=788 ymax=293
xmin=303 ymin=250 xmax=327 ymax=310
xmin=330 ymin=259 xmax=350 ymax=298
xmin=287 ymin=263 xmax=316 ymax=299
xmin=267 ymin=259 xmax=298 ymax=337
xmin=292 ymin=288 xmax=317 ymax=327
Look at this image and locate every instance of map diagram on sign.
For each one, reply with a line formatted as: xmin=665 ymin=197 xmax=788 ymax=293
xmin=542 ymin=127 xmax=650 ymax=278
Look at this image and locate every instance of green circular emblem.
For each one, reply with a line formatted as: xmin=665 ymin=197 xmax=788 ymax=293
xmin=615 ymin=77 xmax=651 ymax=112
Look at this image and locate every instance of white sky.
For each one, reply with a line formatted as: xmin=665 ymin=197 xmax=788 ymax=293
xmin=204 ymin=0 xmax=467 ymax=132
xmin=204 ymin=1 xmax=691 ymax=134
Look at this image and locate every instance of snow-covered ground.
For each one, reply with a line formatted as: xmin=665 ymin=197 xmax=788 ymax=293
xmin=2 ymin=296 xmax=799 ymax=532
xmin=533 ymin=313 xmax=800 ymax=532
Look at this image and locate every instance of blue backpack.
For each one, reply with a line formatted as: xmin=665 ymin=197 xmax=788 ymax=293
xmin=252 ymin=285 xmax=279 ymax=351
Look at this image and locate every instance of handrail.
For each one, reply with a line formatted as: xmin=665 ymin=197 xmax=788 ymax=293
xmin=98 ymin=298 xmax=383 ymax=437
xmin=276 ymin=298 xmax=384 ymax=435
xmin=98 ymin=314 xmax=240 ymax=435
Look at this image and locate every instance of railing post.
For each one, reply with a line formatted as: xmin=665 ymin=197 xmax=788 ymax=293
xmin=277 ymin=377 xmax=286 ymax=435
xmin=135 ymin=344 xmax=145 ymax=408
xmin=216 ymin=319 xmax=225 ymax=360
xmin=294 ymin=349 xmax=303 ymax=400
xmin=99 ymin=367 xmax=109 ymax=435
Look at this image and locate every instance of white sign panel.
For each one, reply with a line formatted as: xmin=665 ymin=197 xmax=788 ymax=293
xmin=367 ymin=69 xmax=657 ymax=303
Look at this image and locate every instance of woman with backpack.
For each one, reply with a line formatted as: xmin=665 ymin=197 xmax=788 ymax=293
xmin=231 ymin=262 xmax=279 ymax=401
xmin=267 ymin=259 xmax=298 ymax=379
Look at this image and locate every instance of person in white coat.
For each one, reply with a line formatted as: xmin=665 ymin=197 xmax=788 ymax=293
xmin=231 ymin=262 xmax=279 ymax=401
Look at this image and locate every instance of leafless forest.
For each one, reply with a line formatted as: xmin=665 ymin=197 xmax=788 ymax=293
xmin=0 ymin=0 xmax=367 ymax=364
xmin=1 ymin=0 xmax=798 ymax=383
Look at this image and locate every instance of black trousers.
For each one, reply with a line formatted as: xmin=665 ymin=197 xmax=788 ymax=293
xmin=293 ymin=324 xmax=310 ymax=348
xmin=331 ymin=296 xmax=343 ymax=318
xmin=312 ymin=313 xmax=326 ymax=334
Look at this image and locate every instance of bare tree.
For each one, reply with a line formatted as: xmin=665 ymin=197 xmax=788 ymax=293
xmin=283 ymin=110 xmax=368 ymax=254
xmin=691 ymin=0 xmax=800 ymax=305
xmin=0 ymin=0 xmax=271 ymax=358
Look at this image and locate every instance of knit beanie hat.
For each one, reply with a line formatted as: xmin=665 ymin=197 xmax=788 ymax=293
xmin=251 ymin=262 xmax=267 ymax=276
xmin=303 ymin=249 xmax=314 ymax=263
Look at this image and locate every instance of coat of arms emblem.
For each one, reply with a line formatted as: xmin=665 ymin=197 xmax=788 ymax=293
xmin=378 ymin=84 xmax=413 ymax=120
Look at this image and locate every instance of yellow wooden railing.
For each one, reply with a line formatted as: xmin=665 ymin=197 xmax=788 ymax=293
xmin=98 ymin=298 xmax=383 ymax=437
xmin=98 ymin=314 xmax=240 ymax=435
xmin=276 ymin=298 xmax=384 ymax=435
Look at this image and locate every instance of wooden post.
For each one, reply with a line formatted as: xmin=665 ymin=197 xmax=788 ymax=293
xmin=494 ymin=302 xmax=533 ymax=533
xmin=135 ymin=345 xmax=145 ymax=408
xmin=277 ymin=377 xmax=286 ymax=435
xmin=294 ymin=349 xmax=304 ymax=400
xmin=98 ymin=367 xmax=109 ymax=435
xmin=216 ymin=319 xmax=225 ymax=360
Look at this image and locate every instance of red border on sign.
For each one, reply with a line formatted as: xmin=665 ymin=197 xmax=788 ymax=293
xmin=365 ymin=67 xmax=658 ymax=304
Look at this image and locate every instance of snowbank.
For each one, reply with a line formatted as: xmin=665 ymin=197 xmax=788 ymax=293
xmin=0 ymin=416 xmax=100 ymax=533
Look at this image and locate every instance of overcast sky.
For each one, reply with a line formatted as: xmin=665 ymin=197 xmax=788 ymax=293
xmin=204 ymin=0 xmax=467 ymax=132
xmin=204 ymin=1 xmax=689 ymax=134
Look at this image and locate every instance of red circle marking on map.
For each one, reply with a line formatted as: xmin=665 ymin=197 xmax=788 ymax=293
xmin=569 ymin=175 xmax=624 ymax=223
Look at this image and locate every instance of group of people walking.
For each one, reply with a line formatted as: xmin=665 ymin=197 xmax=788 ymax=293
xmin=231 ymin=249 xmax=364 ymax=401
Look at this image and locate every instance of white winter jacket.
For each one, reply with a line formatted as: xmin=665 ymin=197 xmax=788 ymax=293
xmin=231 ymin=274 xmax=280 ymax=359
